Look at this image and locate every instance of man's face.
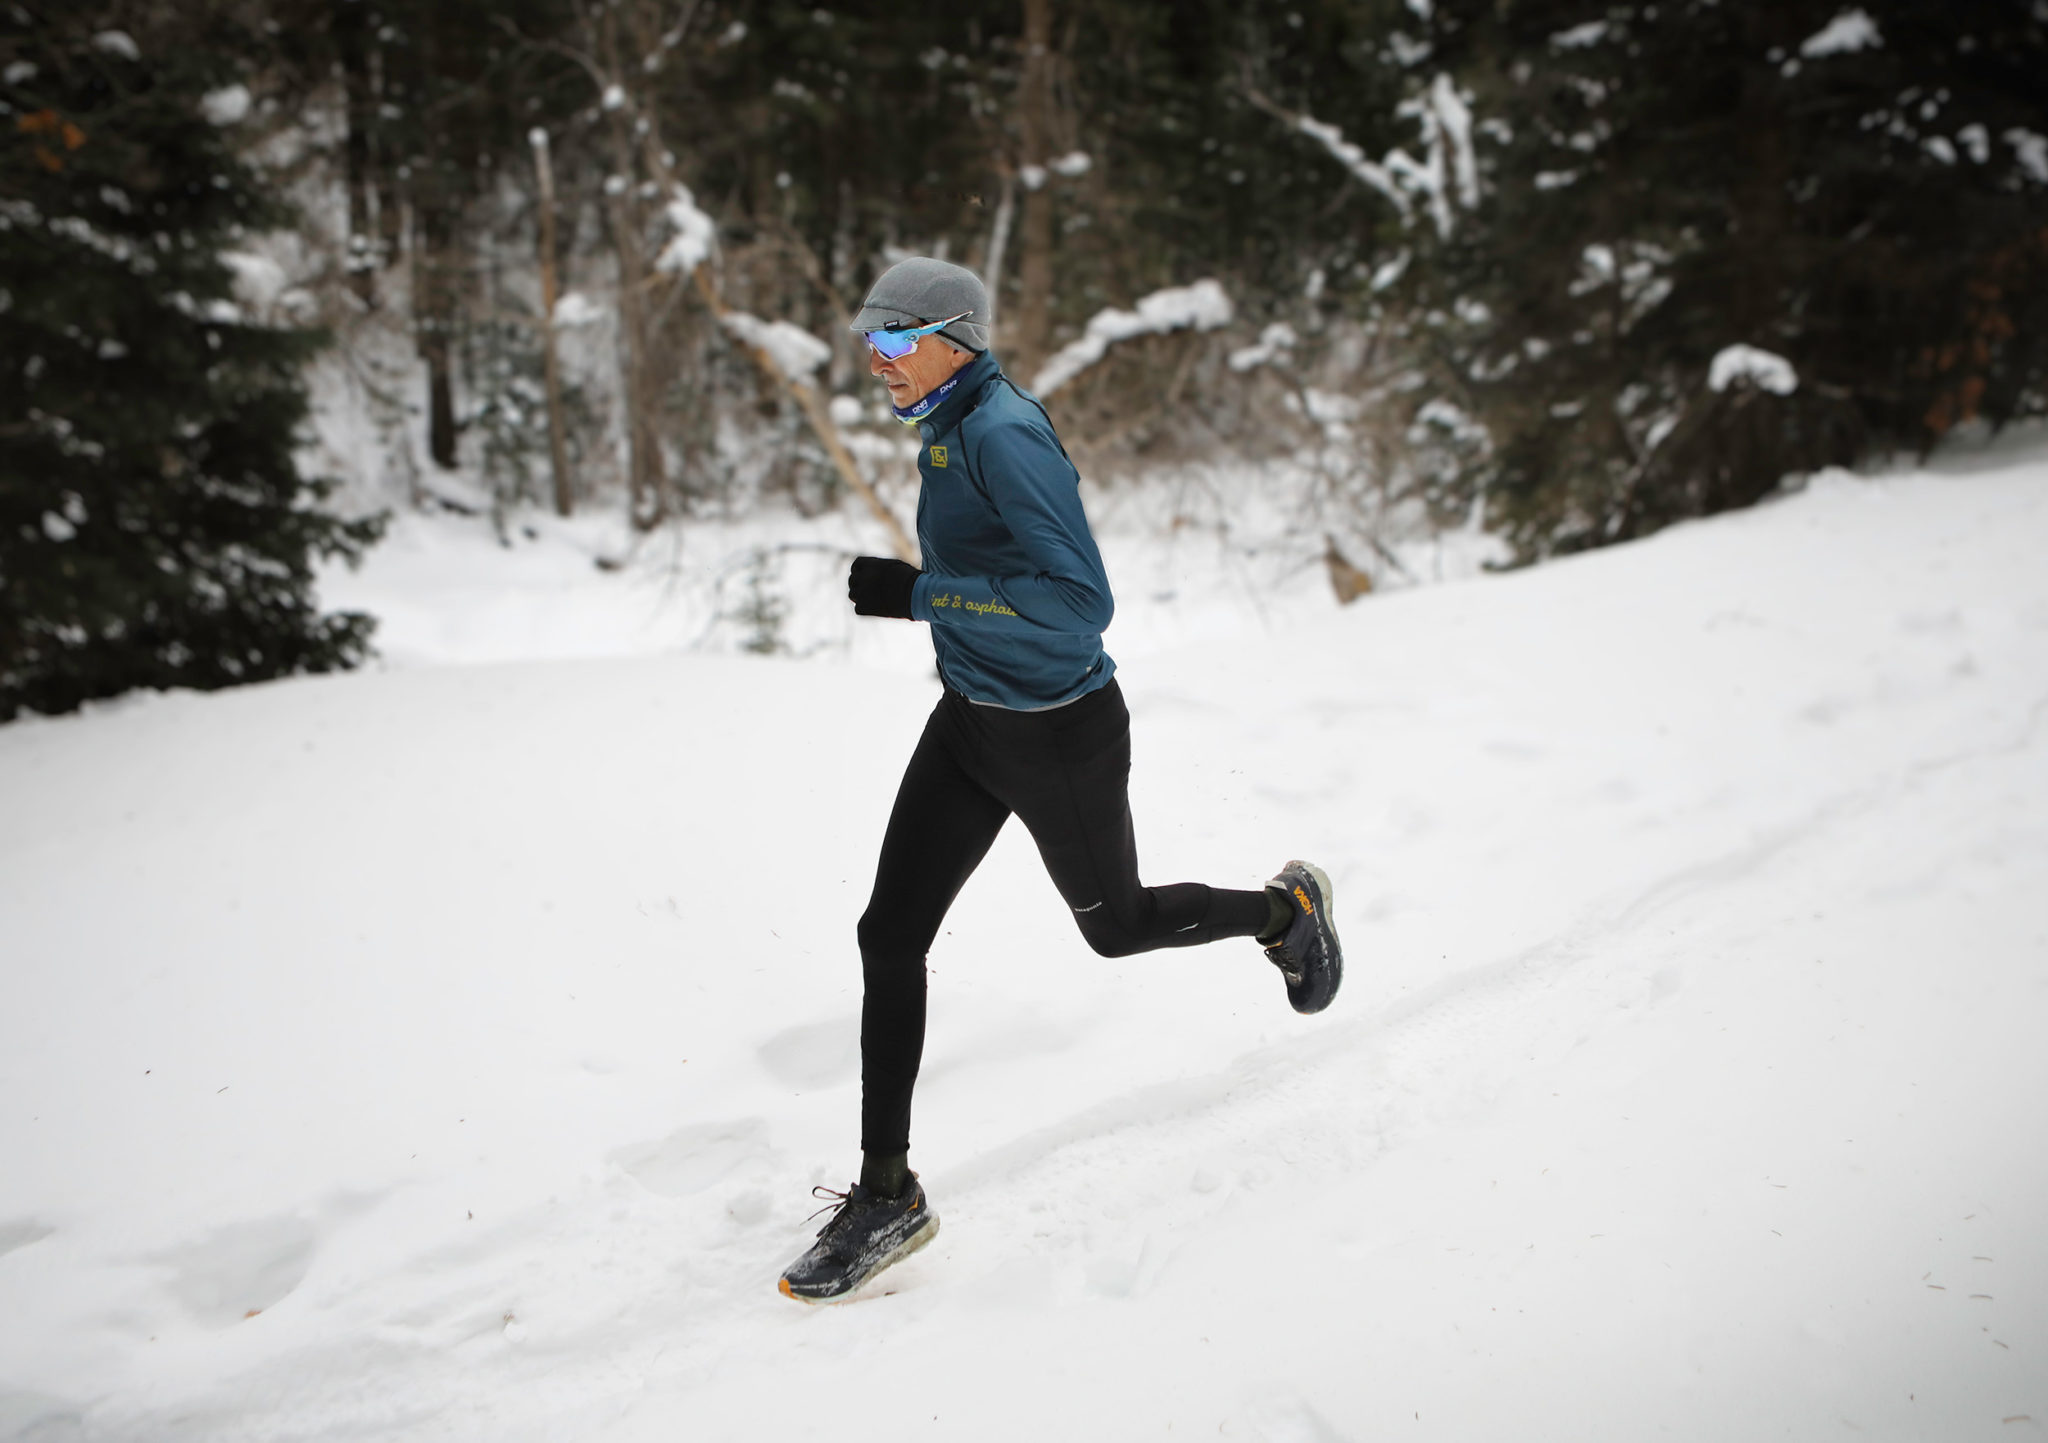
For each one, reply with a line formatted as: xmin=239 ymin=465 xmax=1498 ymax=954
xmin=869 ymin=332 xmax=973 ymax=409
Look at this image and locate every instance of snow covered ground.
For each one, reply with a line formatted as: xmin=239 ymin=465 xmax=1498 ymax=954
xmin=3 ymin=436 xmax=2046 ymax=1441
xmin=306 ymin=459 xmax=1507 ymax=678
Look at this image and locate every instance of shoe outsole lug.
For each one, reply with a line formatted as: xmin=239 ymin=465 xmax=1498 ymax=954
xmin=778 ymin=1212 xmax=940 ymax=1306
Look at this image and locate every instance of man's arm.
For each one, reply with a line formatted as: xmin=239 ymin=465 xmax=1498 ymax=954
xmin=910 ymin=414 xmax=1114 ymax=635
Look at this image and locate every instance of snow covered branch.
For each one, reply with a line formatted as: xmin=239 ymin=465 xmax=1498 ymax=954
xmin=1030 ymin=280 xmax=1234 ymax=397
xmin=719 ymin=312 xmax=830 ymax=384
xmin=1708 ymin=345 xmax=1798 ymax=396
xmin=653 ymin=183 xmax=717 ymax=278
xmin=1248 ymin=75 xmax=1481 ymax=239
xmin=1289 ymin=114 xmax=1413 ymax=223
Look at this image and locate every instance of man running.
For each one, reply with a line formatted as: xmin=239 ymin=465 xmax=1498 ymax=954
xmin=778 ymin=258 xmax=1342 ymax=1303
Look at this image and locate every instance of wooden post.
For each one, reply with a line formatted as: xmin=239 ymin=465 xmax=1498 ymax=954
xmin=529 ymin=127 xmax=576 ymax=517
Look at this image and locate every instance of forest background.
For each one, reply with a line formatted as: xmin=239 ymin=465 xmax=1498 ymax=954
xmin=3 ymin=0 xmax=2046 ymax=720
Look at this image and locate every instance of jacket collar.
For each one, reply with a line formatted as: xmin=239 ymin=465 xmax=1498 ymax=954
xmin=906 ymin=351 xmax=1002 ymax=436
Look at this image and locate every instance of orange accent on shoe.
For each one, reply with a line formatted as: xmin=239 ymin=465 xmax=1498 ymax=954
xmin=779 ymin=1277 xmax=794 ymax=1298
xmin=1294 ymin=885 xmax=1314 ymax=914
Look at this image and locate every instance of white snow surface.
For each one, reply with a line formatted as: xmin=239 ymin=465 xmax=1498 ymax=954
xmin=1394 ymin=73 xmax=1479 ymax=237
xmin=1228 ymin=322 xmax=1299 ymax=373
xmin=199 ymin=85 xmax=251 ymax=127
xmin=1294 ymin=114 xmax=1414 ymax=225
xmin=4 ymin=439 xmax=2048 ymax=1441
xmin=1031 ymin=280 xmax=1234 ymax=396
xmin=719 ymin=311 xmax=831 ymax=382
xmin=2007 ymin=128 xmax=2048 ymax=186
xmin=1709 ymin=343 xmax=1799 ymax=396
xmin=549 ymin=290 xmax=604 ymax=328
xmin=1800 ymin=9 xmax=1883 ymax=58
xmin=1550 ymin=21 xmax=1609 ymax=49
xmin=88 ymin=30 xmax=138 ymax=61
xmin=653 ymin=186 xmax=717 ymax=279
xmin=1294 ymin=76 xmax=1478 ymax=239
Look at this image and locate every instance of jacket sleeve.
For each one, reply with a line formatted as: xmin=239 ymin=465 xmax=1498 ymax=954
xmin=910 ymin=410 xmax=1115 ymax=636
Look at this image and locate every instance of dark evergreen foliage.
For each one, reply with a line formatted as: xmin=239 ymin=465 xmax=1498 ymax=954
xmin=1421 ymin=0 xmax=2048 ymax=558
xmin=0 ymin=5 xmax=381 ymax=722
xmin=6 ymin=0 xmax=2047 ymax=724
xmin=678 ymin=2 xmax=1420 ymax=357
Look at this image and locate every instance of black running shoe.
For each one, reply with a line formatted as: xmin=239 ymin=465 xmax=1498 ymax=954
xmin=1264 ymin=860 xmax=1342 ymax=1014
xmin=778 ymin=1177 xmax=939 ymax=1304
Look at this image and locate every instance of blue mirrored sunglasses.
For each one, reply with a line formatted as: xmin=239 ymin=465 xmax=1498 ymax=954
xmin=864 ymin=311 xmax=973 ymax=361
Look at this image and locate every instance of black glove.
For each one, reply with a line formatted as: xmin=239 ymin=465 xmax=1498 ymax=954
xmin=848 ymin=555 xmax=921 ymax=619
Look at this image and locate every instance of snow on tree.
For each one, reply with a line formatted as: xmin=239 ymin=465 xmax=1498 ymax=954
xmin=1709 ymin=346 xmax=1799 ymax=397
xmin=1032 ymin=281 xmax=1234 ymax=397
xmin=1406 ymin=0 xmax=2048 ymax=559
xmin=0 ymin=11 xmax=381 ymax=721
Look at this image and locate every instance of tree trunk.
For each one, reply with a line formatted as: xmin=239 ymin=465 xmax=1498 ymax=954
xmin=829 ymin=179 xmax=856 ymax=391
xmin=334 ymin=0 xmax=377 ymax=306
xmin=606 ymin=181 xmax=666 ymax=527
xmin=983 ymin=169 xmax=1016 ymax=333
xmin=369 ymin=41 xmax=403 ymax=269
xmin=595 ymin=3 xmax=672 ymax=529
xmin=1011 ymin=0 xmax=1055 ymax=376
xmin=530 ymin=128 xmax=576 ymax=517
xmin=414 ymin=198 xmax=459 ymax=472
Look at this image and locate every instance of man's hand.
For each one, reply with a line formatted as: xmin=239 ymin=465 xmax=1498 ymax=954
xmin=848 ymin=556 xmax=921 ymax=619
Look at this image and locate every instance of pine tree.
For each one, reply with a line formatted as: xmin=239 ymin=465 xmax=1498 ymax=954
xmin=1423 ymin=0 xmax=2048 ymax=559
xmin=0 ymin=6 xmax=382 ymax=722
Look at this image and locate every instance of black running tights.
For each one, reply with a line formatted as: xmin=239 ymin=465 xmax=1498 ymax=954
xmin=858 ymin=679 xmax=1271 ymax=1154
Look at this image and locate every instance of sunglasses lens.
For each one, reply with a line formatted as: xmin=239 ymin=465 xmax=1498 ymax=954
xmin=867 ymin=329 xmax=920 ymax=360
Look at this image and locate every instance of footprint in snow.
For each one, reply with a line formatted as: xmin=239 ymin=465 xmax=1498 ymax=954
xmin=756 ymin=1019 xmax=858 ymax=1089
xmin=1234 ymin=1391 xmax=1350 ymax=1443
xmin=0 ymin=1390 xmax=89 ymax=1442
xmin=610 ymin=1117 xmax=774 ymax=1197
xmin=152 ymin=1214 xmax=317 ymax=1327
xmin=0 ymin=1219 xmax=54 ymax=1261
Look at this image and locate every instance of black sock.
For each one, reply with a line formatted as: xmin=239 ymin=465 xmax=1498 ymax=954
xmin=860 ymin=1150 xmax=911 ymax=1198
xmin=1257 ymin=886 xmax=1290 ymax=945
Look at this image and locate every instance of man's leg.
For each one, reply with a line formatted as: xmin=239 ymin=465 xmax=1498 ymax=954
xmin=857 ymin=699 xmax=1010 ymax=1178
xmin=993 ymin=681 xmax=1276 ymax=958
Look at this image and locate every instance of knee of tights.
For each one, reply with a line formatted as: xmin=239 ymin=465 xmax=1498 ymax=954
xmin=1075 ymin=913 xmax=1144 ymax=959
xmin=856 ymin=911 xmax=926 ymax=962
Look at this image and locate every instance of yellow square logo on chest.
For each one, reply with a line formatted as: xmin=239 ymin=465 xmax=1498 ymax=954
xmin=929 ymin=445 xmax=949 ymax=469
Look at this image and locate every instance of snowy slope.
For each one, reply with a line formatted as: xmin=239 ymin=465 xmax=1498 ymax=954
xmin=2 ymin=445 xmax=2046 ymax=1442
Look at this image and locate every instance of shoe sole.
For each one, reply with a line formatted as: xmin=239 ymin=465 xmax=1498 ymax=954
xmin=1291 ymin=861 xmax=1341 ymax=1014
xmin=777 ymin=1212 xmax=940 ymax=1305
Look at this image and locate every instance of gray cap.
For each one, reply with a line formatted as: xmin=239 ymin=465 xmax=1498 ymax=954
xmin=850 ymin=257 xmax=991 ymax=354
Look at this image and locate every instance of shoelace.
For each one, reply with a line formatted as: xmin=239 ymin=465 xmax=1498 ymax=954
xmin=806 ymin=1184 xmax=853 ymax=1224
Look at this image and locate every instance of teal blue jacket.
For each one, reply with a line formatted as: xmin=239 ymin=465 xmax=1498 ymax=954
xmin=905 ymin=352 xmax=1117 ymax=710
